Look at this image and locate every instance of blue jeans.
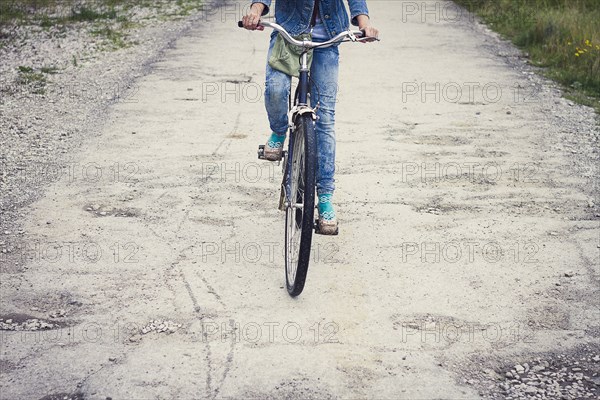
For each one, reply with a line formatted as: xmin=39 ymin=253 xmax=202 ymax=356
xmin=265 ymin=34 xmax=339 ymax=196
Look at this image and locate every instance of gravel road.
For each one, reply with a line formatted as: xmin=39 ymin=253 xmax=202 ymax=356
xmin=1 ymin=1 xmax=599 ymax=399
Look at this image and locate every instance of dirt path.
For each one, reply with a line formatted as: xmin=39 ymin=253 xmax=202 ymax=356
xmin=1 ymin=1 xmax=599 ymax=399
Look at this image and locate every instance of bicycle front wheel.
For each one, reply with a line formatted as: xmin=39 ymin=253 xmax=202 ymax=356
xmin=284 ymin=114 xmax=316 ymax=297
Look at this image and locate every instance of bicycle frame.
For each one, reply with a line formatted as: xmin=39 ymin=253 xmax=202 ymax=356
xmin=276 ymin=49 xmax=318 ymax=212
xmin=297 ymin=52 xmax=311 ymax=106
xmin=241 ymin=19 xmax=378 ymax=295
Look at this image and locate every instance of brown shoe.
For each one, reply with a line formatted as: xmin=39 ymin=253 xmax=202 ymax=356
xmin=316 ymin=194 xmax=338 ymax=235
xmin=263 ymin=134 xmax=285 ymax=161
xmin=263 ymin=144 xmax=283 ymax=161
xmin=317 ymin=218 xmax=339 ymax=235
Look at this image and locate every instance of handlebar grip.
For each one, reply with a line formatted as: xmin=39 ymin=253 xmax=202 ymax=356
xmin=238 ymin=21 xmax=244 ymax=28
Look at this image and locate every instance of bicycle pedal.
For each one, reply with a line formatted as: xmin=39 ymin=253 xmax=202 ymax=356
xmin=257 ymin=145 xmax=265 ymax=160
xmin=276 ymin=151 xmax=287 ymax=167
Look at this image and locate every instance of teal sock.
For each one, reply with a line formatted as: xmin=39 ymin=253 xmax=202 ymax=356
xmin=318 ymin=194 xmax=336 ymax=221
xmin=267 ymin=132 xmax=286 ymax=149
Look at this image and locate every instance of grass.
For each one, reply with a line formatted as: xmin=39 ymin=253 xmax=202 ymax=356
xmin=1 ymin=0 xmax=203 ymax=50
xmin=16 ymin=65 xmax=47 ymax=94
xmin=40 ymin=66 xmax=59 ymax=74
xmin=69 ymin=7 xmax=118 ymax=22
xmin=90 ymin=26 xmax=128 ymax=48
xmin=0 ymin=1 xmax=135 ymax=50
xmin=454 ymin=0 xmax=600 ymax=111
xmin=1 ymin=0 xmax=202 ymax=26
xmin=1 ymin=1 xmax=126 ymax=29
xmin=1 ymin=1 xmax=116 ymax=25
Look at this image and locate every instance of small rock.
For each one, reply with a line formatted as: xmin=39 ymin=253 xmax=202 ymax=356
xmin=564 ymin=271 xmax=575 ymax=278
xmin=515 ymin=364 xmax=525 ymax=373
xmin=129 ymin=335 xmax=142 ymax=343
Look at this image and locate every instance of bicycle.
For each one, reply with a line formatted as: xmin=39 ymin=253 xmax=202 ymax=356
xmin=238 ymin=20 xmax=376 ymax=297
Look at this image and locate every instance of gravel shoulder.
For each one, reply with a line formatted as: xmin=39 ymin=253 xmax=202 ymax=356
xmin=1 ymin=1 xmax=599 ymax=399
xmin=0 ymin=0 xmax=210 ymax=252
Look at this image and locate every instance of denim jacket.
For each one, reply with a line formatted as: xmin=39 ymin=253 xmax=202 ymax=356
xmin=253 ymin=0 xmax=369 ymax=38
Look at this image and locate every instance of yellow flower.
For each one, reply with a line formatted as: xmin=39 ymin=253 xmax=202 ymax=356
xmin=575 ymin=53 xmax=580 ymax=57
xmin=568 ymin=42 xmax=572 ymax=45
xmin=585 ymin=39 xmax=591 ymax=46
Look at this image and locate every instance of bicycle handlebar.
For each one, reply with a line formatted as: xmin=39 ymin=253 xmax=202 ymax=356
xmin=238 ymin=20 xmax=373 ymax=49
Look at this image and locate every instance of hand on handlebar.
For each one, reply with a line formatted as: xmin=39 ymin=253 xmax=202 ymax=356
xmin=356 ymin=14 xmax=379 ymax=43
xmin=242 ymin=4 xmax=265 ymax=31
xmin=359 ymin=26 xmax=380 ymax=43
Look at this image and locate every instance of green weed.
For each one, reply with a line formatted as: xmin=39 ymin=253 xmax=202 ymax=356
xmin=455 ymin=0 xmax=600 ymax=110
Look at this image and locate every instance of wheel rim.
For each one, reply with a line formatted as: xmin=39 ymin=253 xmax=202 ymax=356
xmin=286 ymin=131 xmax=305 ymax=286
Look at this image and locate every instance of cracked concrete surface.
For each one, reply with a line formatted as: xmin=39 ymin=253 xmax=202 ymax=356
xmin=1 ymin=1 xmax=599 ymax=399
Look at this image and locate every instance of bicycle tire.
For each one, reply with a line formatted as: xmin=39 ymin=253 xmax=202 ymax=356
xmin=284 ymin=114 xmax=317 ymax=297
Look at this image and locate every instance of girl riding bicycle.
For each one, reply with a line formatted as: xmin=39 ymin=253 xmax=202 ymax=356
xmin=242 ymin=1 xmax=379 ymax=235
